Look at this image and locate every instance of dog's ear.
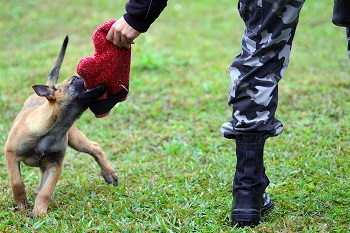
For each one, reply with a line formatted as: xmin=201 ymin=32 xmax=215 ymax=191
xmin=32 ymin=85 xmax=56 ymax=101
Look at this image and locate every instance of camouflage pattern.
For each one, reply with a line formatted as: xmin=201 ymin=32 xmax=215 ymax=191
xmin=221 ymin=0 xmax=305 ymax=140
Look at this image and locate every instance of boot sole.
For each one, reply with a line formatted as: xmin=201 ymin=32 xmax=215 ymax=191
xmin=232 ymin=202 xmax=274 ymax=227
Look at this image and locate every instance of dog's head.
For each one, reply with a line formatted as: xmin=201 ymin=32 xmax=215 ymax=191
xmin=32 ymin=76 xmax=105 ymax=107
xmin=31 ymin=36 xmax=105 ymax=110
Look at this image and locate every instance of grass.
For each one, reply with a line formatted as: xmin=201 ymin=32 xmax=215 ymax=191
xmin=1 ymin=0 xmax=350 ymax=232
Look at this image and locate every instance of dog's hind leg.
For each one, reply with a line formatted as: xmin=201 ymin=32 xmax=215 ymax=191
xmin=4 ymin=152 xmax=28 ymax=210
xmin=67 ymin=125 xmax=118 ymax=186
xmin=36 ymin=167 xmax=49 ymax=194
xmin=32 ymin=163 xmax=62 ymax=216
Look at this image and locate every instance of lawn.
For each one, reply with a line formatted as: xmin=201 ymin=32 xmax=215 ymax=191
xmin=0 ymin=0 xmax=349 ymax=232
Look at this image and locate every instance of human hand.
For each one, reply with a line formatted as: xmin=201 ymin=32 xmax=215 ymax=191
xmin=106 ymin=16 xmax=141 ymax=48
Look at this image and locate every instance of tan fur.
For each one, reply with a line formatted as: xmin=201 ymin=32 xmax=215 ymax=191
xmin=4 ymin=37 xmax=118 ymax=216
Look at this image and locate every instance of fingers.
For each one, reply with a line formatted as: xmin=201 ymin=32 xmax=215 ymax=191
xmin=106 ymin=28 xmax=116 ymax=44
xmin=106 ymin=17 xmax=140 ymax=49
xmin=106 ymin=24 xmax=125 ymax=48
xmin=120 ymin=35 xmax=131 ymax=49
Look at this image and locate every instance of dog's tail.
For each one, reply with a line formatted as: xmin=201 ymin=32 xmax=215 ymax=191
xmin=46 ymin=36 xmax=69 ymax=86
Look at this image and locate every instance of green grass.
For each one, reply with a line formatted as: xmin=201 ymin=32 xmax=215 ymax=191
xmin=1 ymin=0 xmax=350 ymax=232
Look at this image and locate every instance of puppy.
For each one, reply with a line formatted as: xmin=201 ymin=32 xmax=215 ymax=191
xmin=4 ymin=36 xmax=118 ymax=216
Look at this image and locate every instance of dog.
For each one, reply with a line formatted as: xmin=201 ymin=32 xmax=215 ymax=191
xmin=4 ymin=36 xmax=118 ymax=216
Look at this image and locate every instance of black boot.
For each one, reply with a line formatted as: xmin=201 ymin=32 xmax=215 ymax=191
xmin=231 ymin=139 xmax=273 ymax=227
xmin=232 ymin=190 xmax=273 ymax=227
xmin=332 ymin=0 xmax=350 ymax=27
xmin=332 ymin=0 xmax=350 ymax=58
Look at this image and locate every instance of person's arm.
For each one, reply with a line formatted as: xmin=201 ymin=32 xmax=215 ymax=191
xmin=107 ymin=0 xmax=168 ymax=48
xmin=124 ymin=0 xmax=168 ymax=33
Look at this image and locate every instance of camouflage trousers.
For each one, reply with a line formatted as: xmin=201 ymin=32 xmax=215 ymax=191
xmin=221 ymin=0 xmax=305 ymax=140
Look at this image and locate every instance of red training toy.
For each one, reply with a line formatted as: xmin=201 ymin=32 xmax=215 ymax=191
xmin=77 ymin=19 xmax=131 ymax=118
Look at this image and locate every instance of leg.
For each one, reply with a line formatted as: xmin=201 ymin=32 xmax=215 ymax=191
xmin=5 ymin=151 xmax=28 ymax=209
xmin=33 ymin=163 xmax=62 ymax=216
xmin=68 ymin=125 xmax=118 ymax=186
xmin=221 ymin=0 xmax=305 ymax=227
xmin=36 ymin=167 xmax=49 ymax=194
xmin=222 ymin=0 xmax=306 ymax=139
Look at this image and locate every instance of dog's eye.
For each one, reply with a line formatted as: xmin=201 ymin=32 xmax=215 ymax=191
xmin=52 ymin=85 xmax=62 ymax=92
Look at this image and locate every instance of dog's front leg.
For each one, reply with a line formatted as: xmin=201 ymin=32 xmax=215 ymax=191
xmin=32 ymin=163 xmax=62 ymax=216
xmin=5 ymin=151 xmax=28 ymax=210
xmin=68 ymin=125 xmax=118 ymax=186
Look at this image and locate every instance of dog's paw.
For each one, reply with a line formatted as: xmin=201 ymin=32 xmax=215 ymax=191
xmin=13 ymin=202 xmax=29 ymax=211
xmin=30 ymin=210 xmax=44 ymax=218
xmin=102 ymin=172 xmax=118 ymax=186
xmin=31 ymin=206 xmax=48 ymax=217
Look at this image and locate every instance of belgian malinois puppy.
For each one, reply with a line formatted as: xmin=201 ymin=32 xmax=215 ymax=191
xmin=4 ymin=36 xmax=118 ymax=216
